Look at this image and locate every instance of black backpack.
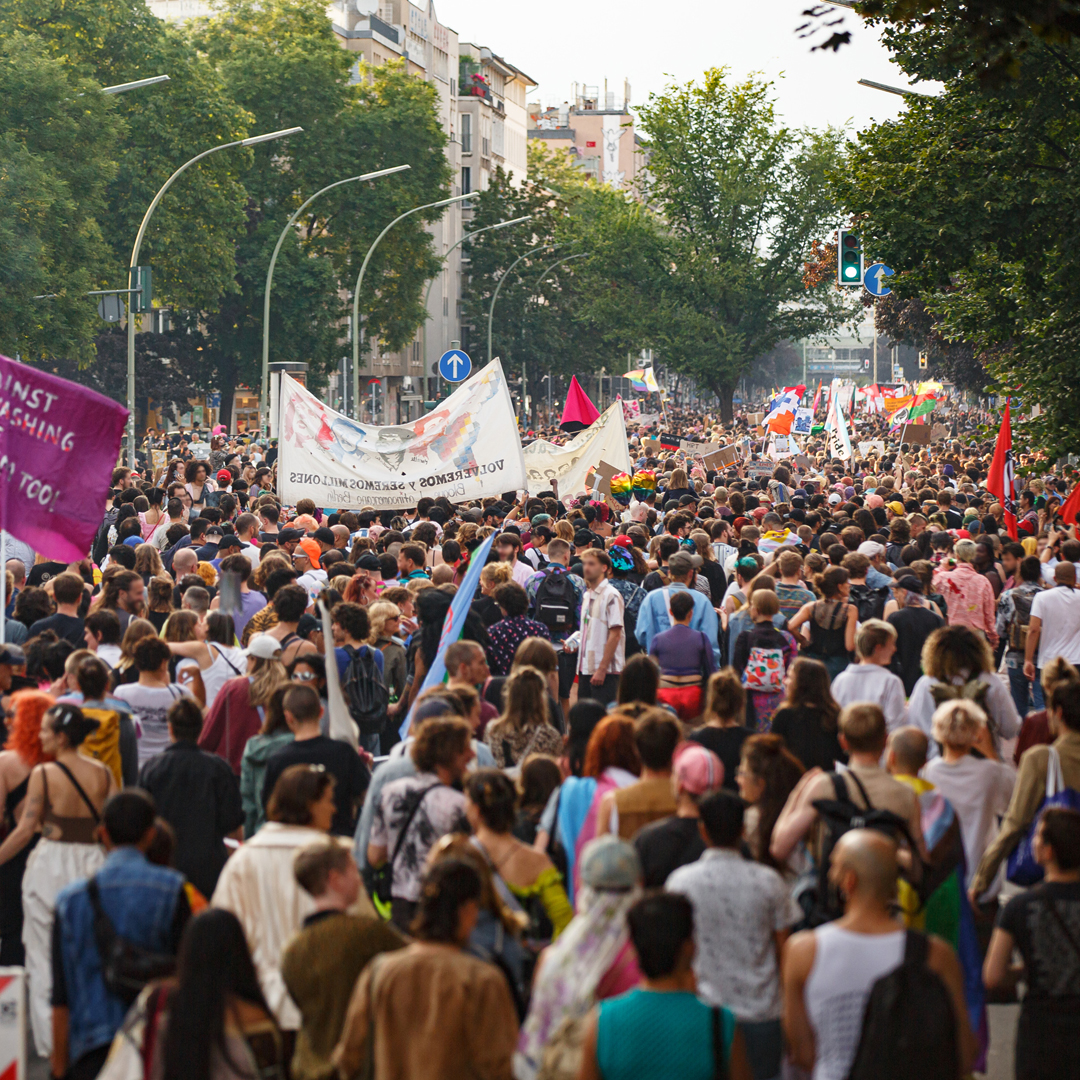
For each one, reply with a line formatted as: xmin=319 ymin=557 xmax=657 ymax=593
xmin=848 ymin=582 xmax=889 ymax=622
xmin=341 ymin=644 xmax=389 ymax=734
xmin=532 ymin=567 xmax=577 ymax=634
xmin=846 ymin=930 xmax=960 ymax=1080
xmin=797 ymin=772 xmax=918 ymax=928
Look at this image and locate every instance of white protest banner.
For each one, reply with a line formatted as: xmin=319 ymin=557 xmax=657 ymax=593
xmin=188 ymin=441 xmax=211 ymax=460
xmin=523 ymin=402 xmax=631 ymax=496
xmin=278 ymin=359 xmax=526 ymax=509
xmin=634 ymin=411 xmax=662 ymax=427
xmin=857 ymin=440 xmax=886 ymax=456
xmin=792 ymin=408 xmax=813 ymax=435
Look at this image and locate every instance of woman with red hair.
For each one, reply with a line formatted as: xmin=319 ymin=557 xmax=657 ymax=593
xmin=0 ymin=691 xmax=54 ymax=964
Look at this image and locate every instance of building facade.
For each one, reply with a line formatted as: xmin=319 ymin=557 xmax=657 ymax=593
xmin=528 ymin=81 xmax=640 ymax=190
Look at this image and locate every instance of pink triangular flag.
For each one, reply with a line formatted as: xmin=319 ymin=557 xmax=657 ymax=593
xmin=560 ymin=376 xmax=600 ymax=432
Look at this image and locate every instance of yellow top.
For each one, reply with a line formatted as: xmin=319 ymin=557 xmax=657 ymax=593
xmin=508 ymin=866 xmax=573 ymax=938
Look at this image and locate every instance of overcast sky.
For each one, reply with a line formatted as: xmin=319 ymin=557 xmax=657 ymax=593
xmin=434 ymin=0 xmax=928 ymax=136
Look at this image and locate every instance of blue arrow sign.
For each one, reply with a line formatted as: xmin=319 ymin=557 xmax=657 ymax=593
xmin=863 ymin=262 xmax=895 ymax=297
xmin=438 ymin=348 xmax=472 ymax=382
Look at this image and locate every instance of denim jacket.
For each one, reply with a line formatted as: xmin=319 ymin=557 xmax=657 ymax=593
xmin=54 ymin=846 xmax=185 ymax=1063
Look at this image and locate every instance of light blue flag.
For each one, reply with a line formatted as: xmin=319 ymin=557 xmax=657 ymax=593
xmin=399 ymin=530 xmax=496 ymax=738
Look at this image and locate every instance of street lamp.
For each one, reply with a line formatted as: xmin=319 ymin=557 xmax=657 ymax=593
xmin=260 ymin=164 xmax=411 ymax=435
xmin=124 ymin=126 xmax=302 ymax=466
xmin=486 ymin=242 xmax=566 ymax=365
xmin=101 ymin=75 xmax=171 ymax=94
xmin=350 ymin=191 xmax=473 ymax=420
xmin=421 ymin=214 xmax=531 ymax=400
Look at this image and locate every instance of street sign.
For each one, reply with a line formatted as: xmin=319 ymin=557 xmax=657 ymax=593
xmin=132 ymin=266 xmax=153 ymax=313
xmin=97 ymin=295 xmax=125 ymax=323
xmin=438 ymin=348 xmax=472 ymax=382
xmin=208 ymin=392 xmax=221 ymax=408
xmin=863 ymin=262 xmax=895 ymax=297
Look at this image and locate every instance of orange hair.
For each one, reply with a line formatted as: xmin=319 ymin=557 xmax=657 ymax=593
xmin=3 ymin=690 xmax=56 ymax=766
xmin=581 ymin=715 xmax=640 ymax=779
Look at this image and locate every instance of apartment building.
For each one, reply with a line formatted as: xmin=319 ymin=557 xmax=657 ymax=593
xmin=528 ymin=81 xmax=641 ymax=190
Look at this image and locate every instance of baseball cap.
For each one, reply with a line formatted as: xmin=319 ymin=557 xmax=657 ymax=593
xmin=0 ymin=643 xmax=26 ymax=665
xmin=217 ymin=533 xmax=245 ymax=552
xmin=579 ymin=836 xmax=642 ymax=891
xmin=293 ymin=538 xmax=322 ymax=567
xmin=667 ymin=551 xmax=696 ymax=575
xmin=857 ymin=541 xmax=885 ymax=558
xmin=245 ymin=634 xmax=282 ymax=659
xmin=530 ymin=513 xmax=552 ymax=527
xmin=573 ymin=529 xmax=595 ymax=547
xmin=277 ymin=527 xmax=305 ymax=543
xmin=673 ymin=743 xmax=725 ymax=795
xmin=888 ymin=501 xmax=906 ymax=516
xmin=313 ymin=526 xmax=335 ymax=546
xmin=216 ymin=469 xmax=232 ymax=484
xmin=828 ymin=493 xmax=842 ymax=505
xmin=355 ymin=551 xmax=381 ymax=572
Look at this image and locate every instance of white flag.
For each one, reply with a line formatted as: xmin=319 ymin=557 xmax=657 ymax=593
xmin=829 ymin=393 xmax=853 ymax=461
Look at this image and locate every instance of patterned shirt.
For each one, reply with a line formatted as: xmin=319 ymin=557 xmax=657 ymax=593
xmin=371 ymin=772 xmax=468 ymax=902
xmin=995 ymin=580 xmax=1042 ymax=653
xmin=775 ymin=581 xmax=816 ymax=623
xmin=487 ymin=615 xmax=551 ymax=676
xmin=933 ymin=562 xmax=998 ymax=644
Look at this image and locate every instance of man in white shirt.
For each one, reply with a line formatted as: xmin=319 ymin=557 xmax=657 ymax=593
xmin=1025 ymin=562 xmax=1080 ymax=686
xmin=576 ymin=549 xmax=625 ymax=706
xmin=830 ymin=619 xmax=908 ymax=733
xmin=234 ymin=512 xmax=262 ymax=566
xmin=292 ymin=538 xmax=328 ymax=604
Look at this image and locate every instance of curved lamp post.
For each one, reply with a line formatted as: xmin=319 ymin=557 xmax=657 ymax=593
xmin=259 ymin=164 xmax=411 ymax=435
xmin=420 ymin=215 xmax=531 ymax=399
xmin=125 ymin=125 xmax=303 ymax=466
xmin=486 ymin=242 xmax=568 ymax=366
xmin=351 ymin=191 xmax=473 ymax=420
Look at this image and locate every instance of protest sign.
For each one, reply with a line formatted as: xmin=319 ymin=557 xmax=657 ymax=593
xmin=150 ymin=450 xmax=168 ymax=477
xmin=794 ymin=454 xmax=813 ymax=473
xmin=679 ymin=438 xmax=719 ymax=457
xmin=641 ymin=437 xmax=661 ymax=455
xmin=703 ymin=444 xmax=740 ymax=469
xmin=0 ymin=354 xmax=128 ymax=562
xmin=635 ymin=412 xmax=662 ymax=427
xmin=523 ymin=402 xmax=631 ymax=496
xmin=278 ymin=359 xmax=526 ymax=509
xmin=792 ymin=408 xmax=813 ymax=435
xmin=901 ymin=423 xmax=932 ymax=446
xmin=188 ymin=441 xmax=211 ymax=460
xmin=584 ymin=459 xmax=624 ymax=498
xmin=746 ymin=412 xmax=764 ymax=427
xmin=931 ymin=423 xmax=949 ymax=440
xmin=857 ymin=440 xmax=886 ymax=456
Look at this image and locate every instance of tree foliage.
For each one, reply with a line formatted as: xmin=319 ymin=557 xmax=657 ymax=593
xmin=834 ymin=5 xmax=1080 ymax=453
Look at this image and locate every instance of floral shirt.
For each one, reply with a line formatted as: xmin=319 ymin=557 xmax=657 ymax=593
xmin=995 ymin=580 xmax=1042 ymax=654
xmin=933 ymin=562 xmax=998 ymax=645
xmin=487 ymin=615 xmax=551 ymax=676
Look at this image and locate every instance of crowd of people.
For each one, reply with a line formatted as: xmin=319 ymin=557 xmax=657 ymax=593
xmin=0 ymin=408 xmax=1079 ymax=1080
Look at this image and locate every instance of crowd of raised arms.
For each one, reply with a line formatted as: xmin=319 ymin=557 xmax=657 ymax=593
xmin=2 ymin=404 xmax=1080 ymax=1080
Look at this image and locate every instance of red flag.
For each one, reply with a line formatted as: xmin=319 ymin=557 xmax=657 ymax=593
xmin=987 ymin=398 xmax=1018 ymax=539
xmin=1061 ymin=483 xmax=1080 ymax=528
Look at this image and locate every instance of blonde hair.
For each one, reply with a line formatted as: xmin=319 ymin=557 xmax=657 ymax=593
xmin=367 ymin=600 xmax=401 ymax=642
xmin=931 ymin=698 xmax=986 ymax=749
xmin=554 ymin=519 xmax=574 ymax=543
xmin=480 ymin=561 xmax=514 ymax=588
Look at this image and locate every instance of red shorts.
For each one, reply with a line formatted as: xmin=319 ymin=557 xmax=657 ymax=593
xmin=657 ymin=685 xmax=703 ymax=723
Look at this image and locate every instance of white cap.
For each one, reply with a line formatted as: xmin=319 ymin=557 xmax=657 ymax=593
xmin=828 ymin=493 xmax=842 ymax=505
xmin=858 ymin=540 xmax=886 ymax=558
xmin=245 ymin=633 xmax=282 ymax=659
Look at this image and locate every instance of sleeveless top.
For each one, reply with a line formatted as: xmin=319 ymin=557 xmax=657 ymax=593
xmin=596 ymin=990 xmax=735 ymax=1080
xmin=4 ymin=773 xmax=29 ymax=832
xmin=804 ymin=924 xmax=906 ymax=1080
xmin=808 ymin=601 xmax=850 ymax=658
xmin=202 ymin=643 xmax=247 ymax=710
xmin=41 ymin=763 xmax=103 ymax=845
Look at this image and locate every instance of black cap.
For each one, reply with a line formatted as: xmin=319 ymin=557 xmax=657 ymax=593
xmin=355 ymin=552 xmax=381 ymax=572
xmin=574 ymin=529 xmax=594 ymax=547
xmin=278 ymin=528 xmax=304 ymax=543
xmin=0 ymin=643 xmax=26 ymax=666
xmin=217 ymin=533 xmax=245 ymax=550
xmin=313 ymin=526 xmax=335 ymax=546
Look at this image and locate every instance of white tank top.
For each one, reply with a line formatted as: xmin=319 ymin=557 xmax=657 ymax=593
xmin=804 ymin=924 xmax=906 ymax=1080
xmin=202 ymin=644 xmax=246 ymax=710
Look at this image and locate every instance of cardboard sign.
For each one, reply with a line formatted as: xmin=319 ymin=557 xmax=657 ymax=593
xmin=794 ymin=454 xmax=813 ymax=473
xmin=746 ymin=412 xmax=764 ymax=427
xmin=150 ymin=450 xmax=168 ymax=476
xmin=702 ymin=444 xmax=741 ymax=470
xmin=641 ymin=437 xmax=661 ymax=455
xmin=901 ymin=423 xmax=932 ymax=446
xmin=584 ymin=459 xmax=624 ymax=498
xmin=680 ymin=438 xmax=719 ymax=457
xmin=931 ymin=423 xmax=949 ymax=440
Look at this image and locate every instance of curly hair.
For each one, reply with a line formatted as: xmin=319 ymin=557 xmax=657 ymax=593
xmin=3 ymin=690 xmax=56 ymax=766
xmin=921 ymin=624 xmax=993 ymax=682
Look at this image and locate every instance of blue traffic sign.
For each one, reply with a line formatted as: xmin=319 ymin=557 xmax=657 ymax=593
xmin=438 ymin=348 xmax=472 ymax=382
xmin=863 ymin=262 xmax=895 ymax=297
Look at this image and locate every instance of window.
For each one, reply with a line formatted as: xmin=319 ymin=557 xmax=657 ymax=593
xmin=461 ymin=113 xmax=472 ymax=153
xmin=461 ymin=166 xmax=471 ymax=194
xmin=492 ymin=117 xmax=505 ymax=157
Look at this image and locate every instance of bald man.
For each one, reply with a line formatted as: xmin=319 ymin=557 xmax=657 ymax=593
xmin=330 ymin=524 xmax=350 ymax=551
xmin=782 ymin=830 xmax=975 ymax=1080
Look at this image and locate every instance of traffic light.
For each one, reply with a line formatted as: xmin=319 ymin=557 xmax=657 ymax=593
xmin=837 ymin=229 xmax=862 ymax=286
xmin=918 ymin=352 xmax=928 ymax=370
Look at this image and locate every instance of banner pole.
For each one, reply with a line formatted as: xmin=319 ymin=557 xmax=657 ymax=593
xmin=1 ymin=529 xmax=7 ymax=644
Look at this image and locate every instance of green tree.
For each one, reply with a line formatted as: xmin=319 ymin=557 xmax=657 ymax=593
xmin=191 ymin=0 xmax=451 ymax=423
xmin=627 ymin=70 xmax=854 ymax=421
xmin=833 ymin=8 xmax=1080 ymax=453
xmin=0 ymin=33 xmax=124 ymax=363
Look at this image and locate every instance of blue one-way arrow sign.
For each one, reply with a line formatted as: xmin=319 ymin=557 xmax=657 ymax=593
xmin=438 ymin=348 xmax=472 ymax=382
xmin=863 ymin=262 xmax=895 ymax=297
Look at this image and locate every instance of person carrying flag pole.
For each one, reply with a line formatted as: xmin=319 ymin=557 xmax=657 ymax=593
xmin=987 ymin=398 xmax=1019 ymax=540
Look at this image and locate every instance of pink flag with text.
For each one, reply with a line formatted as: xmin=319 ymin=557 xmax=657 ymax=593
xmin=0 ymin=355 xmax=128 ymax=562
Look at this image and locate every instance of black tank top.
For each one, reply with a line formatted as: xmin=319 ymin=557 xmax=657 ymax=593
xmin=4 ymin=774 xmax=29 ymax=832
xmin=808 ymin=601 xmax=849 ymax=657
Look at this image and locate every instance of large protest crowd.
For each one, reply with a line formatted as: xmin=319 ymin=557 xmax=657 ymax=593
xmin=1 ymin=394 xmax=1079 ymax=1080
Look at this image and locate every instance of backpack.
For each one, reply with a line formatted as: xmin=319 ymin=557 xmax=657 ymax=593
xmin=848 ymin=582 xmax=889 ymax=622
xmin=742 ymin=647 xmax=785 ymax=692
xmin=1009 ymin=588 xmax=1037 ymax=653
xmin=532 ymin=568 xmax=577 ymax=634
xmin=845 ymin=930 xmax=960 ymax=1080
xmin=79 ymin=707 xmax=123 ymax=786
xmin=341 ymin=645 xmax=389 ymax=734
xmin=796 ymin=771 xmax=918 ymax=928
